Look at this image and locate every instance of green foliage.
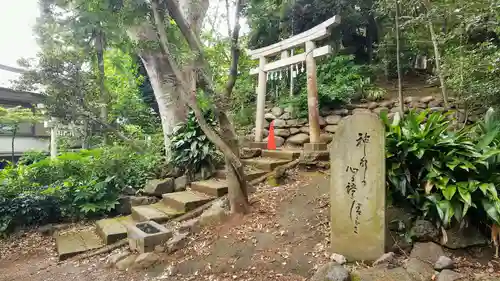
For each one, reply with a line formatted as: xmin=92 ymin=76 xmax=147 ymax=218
xmin=169 ymin=111 xmax=220 ymax=175
xmin=0 ymin=194 xmax=61 ymax=235
xmin=280 ymin=55 xmax=383 ymax=117
xmin=0 ymin=145 xmax=164 ymax=233
xmin=18 ymin=150 xmax=49 ymax=166
xmin=444 ymin=43 xmax=500 ymax=108
xmin=383 ymin=110 xmax=500 ymax=228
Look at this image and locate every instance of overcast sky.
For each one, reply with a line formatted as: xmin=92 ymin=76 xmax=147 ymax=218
xmin=0 ymin=0 xmax=39 ymax=87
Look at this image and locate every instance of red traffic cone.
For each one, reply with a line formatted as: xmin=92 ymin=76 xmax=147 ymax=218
xmin=267 ymin=120 xmax=276 ymax=150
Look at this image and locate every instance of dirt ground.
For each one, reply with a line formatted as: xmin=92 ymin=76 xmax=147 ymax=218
xmin=0 ymin=171 xmax=332 ymax=281
xmin=1 ymin=170 xmax=500 ymax=281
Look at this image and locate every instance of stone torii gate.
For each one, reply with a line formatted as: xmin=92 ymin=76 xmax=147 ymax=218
xmin=248 ymin=16 xmax=341 ymax=151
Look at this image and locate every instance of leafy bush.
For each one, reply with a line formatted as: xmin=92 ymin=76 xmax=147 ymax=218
xmin=169 ymin=110 xmax=221 ymax=175
xmin=0 ymin=145 xmax=164 ymax=233
xmin=384 ymin=110 xmax=500 ymax=228
xmin=18 ymin=150 xmax=48 ymax=165
xmin=279 ymin=55 xmax=384 ymax=117
xmin=0 ymin=193 xmax=61 ymax=234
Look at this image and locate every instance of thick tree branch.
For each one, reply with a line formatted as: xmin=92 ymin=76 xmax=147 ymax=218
xmin=224 ymin=0 xmax=242 ymax=97
xmin=150 ymin=0 xmax=243 ymax=169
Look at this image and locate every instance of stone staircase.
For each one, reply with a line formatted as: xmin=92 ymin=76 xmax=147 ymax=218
xmin=55 ymin=149 xmax=301 ymax=260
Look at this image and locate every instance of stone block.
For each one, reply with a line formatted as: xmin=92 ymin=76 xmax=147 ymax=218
xmin=174 ymin=175 xmax=188 ymax=192
xmin=249 ymin=142 xmax=268 ymax=149
xmin=304 ymin=142 xmax=328 ymax=151
xmin=325 ymin=115 xmax=342 ymax=125
xmin=264 ymin=113 xmax=276 ymax=120
xmin=287 ymin=133 xmax=310 ymax=145
xmin=127 ymin=221 xmax=173 ymax=253
xmin=271 ymin=107 xmax=284 ymax=117
xmin=274 ymin=128 xmax=291 ymax=137
xmin=325 ymin=125 xmax=338 ymax=133
xmin=273 ymin=119 xmax=287 ymax=128
xmin=143 ymin=178 xmax=174 ymax=196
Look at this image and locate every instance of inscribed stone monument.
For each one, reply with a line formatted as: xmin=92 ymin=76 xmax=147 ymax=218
xmin=330 ymin=112 xmax=385 ymax=261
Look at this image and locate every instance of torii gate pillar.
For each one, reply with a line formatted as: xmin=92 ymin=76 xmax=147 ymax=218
xmin=248 ymin=16 xmax=341 ymax=150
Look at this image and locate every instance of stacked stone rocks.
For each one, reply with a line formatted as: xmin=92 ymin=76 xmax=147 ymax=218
xmin=249 ymin=96 xmax=455 ymax=148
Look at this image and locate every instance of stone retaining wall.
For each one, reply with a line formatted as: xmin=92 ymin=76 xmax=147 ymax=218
xmin=249 ymin=95 xmax=459 ymax=148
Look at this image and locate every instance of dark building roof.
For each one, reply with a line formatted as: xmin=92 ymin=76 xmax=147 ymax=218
xmin=0 ymin=86 xmax=46 ymax=105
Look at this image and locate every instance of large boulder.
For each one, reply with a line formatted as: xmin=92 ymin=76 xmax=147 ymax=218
xmin=290 ymin=128 xmax=300 ymax=135
xmin=325 ymin=115 xmax=342 ymax=125
xmin=429 ymin=100 xmax=443 ymax=107
xmin=434 ymin=256 xmax=454 ymax=270
xmin=174 ymin=175 xmax=188 ymax=192
xmin=273 ymin=119 xmax=287 ymax=128
xmin=287 ymin=133 xmax=310 ymax=145
xmin=410 ymin=242 xmax=444 ymax=264
xmin=310 ymin=262 xmax=349 ymax=281
xmin=264 ymin=136 xmax=285 ymax=147
xmin=143 ymin=179 xmax=174 ymax=196
xmin=319 ymin=116 xmax=326 ymax=127
xmin=320 ymin=133 xmax=334 ymax=144
xmin=287 ymin=119 xmax=299 ymax=127
xmin=443 ymin=224 xmax=488 ymax=249
xmin=265 ymin=113 xmax=276 ymax=120
xmin=406 ymin=257 xmax=435 ymax=281
xmin=332 ymin=109 xmax=349 ymax=116
xmin=297 ymin=118 xmax=308 ymax=125
xmin=281 ymin=112 xmax=292 ymax=120
xmin=271 ymin=107 xmax=284 ymax=117
xmin=274 ymin=128 xmax=291 ymax=137
xmin=117 ymin=196 xmax=158 ymax=215
xmin=325 ymin=125 xmax=338 ymax=133
xmin=379 ymin=100 xmax=394 ymax=108
xmin=420 ymin=96 xmax=435 ymax=103
xmin=410 ymin=220 xmax=440 ymax=242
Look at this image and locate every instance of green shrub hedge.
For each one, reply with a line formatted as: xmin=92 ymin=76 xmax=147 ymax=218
xmin=0 ymin=146 xmax=164 ymax=234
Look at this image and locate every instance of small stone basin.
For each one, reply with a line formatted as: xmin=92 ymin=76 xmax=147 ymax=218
xmin=127 ymin=221 xmax=172 ymax=253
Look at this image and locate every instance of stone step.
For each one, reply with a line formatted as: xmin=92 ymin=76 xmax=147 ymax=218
xmin=191 ymin=178 xmax=228 ymax=197
xmin=95 ymin=216 xmax=134 ymax=245
xmin=55 ymin=229 xmax=104 ymax=260
xmin=131 ymin=203 xmax=183 ymax=223
xmin=261 ymin=149 xmax=301 ymax=160
xmin=162 ymin=191 xmax=214 ymax=212
xmin=213 ymin=168 xmax=267 ymax=181
xmin=241 ymin=158 xmax=291 ymax=171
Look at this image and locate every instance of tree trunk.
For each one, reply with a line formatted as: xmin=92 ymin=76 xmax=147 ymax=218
xmin=126 ymin=0 xmax=208 ymax=156
xmin=139 ymin=52 xmax=187 ymax=153
xmin=395 ymin=0 xmax=404 ymax=115
xmin=162 ymin=0 xmax=249 ymax=213
xmin=95 ymin=28 xmax=108 ymax=144
xmin=11 ymin=126 xmax=17 ymax=163
xmin=428 ymin=22 xmax=448 ymax=108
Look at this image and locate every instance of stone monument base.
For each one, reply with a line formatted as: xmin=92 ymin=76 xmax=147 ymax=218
xmin=304 ymin=142 xmax=328 ymax=151
xmin=249 ymin=142 xmax=268 ymax=149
